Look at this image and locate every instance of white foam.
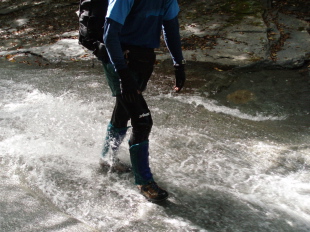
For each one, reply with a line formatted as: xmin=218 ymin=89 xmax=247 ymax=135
xmin=172 ymin=95 xmax=287 ymax=121
xmin=1 ymin=68 xmax=309 ymax=231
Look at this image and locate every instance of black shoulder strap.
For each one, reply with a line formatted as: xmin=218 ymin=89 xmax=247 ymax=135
xmin=90 ymin=0 xmax=109 ymax=18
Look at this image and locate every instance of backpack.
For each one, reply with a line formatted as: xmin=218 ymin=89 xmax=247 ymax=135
xmin=78 ymin=0 xmax=140 ymax=58
xmin=78 ymin=0 xmax=108 ymax=57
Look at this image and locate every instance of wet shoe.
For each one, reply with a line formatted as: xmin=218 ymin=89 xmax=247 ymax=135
xmin=138 ymin=181 xmax=169 ymax=202
xmin=99 ymin=158 xmax=131 ymax=173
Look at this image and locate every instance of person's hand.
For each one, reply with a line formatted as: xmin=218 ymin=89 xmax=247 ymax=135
xmin=117 ymin=68 xmax=139 ymax=103
xmin=174 ymin=64 xmax=186 ymax=92
xmin=93 ymin=42 xmax=105 ymax=58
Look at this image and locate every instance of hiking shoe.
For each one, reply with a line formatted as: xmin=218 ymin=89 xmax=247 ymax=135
xmin=99 ymin=158 xmax=131 ymax=173
xmin=138 ymin=181 xmax=169 ymax=202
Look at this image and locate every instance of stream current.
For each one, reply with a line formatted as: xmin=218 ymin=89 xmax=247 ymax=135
xmin=0 ymin=59 xmax=309 ymax=232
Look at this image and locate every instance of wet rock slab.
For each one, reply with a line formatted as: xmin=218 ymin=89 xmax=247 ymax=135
xmin=276 ymin=13 xmax=310 ymax=68
xmin=0 ymin=0 xmax=309 ymax=69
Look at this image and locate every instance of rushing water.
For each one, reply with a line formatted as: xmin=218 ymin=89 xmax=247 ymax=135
xmin=0 ymin=59 xmax=309 ymax=232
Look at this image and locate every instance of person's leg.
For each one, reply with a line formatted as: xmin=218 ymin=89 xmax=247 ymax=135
xmin=101 ymin=63 xmax=130 ymax=171
xmin=101 ymin=98 xmax=130 ymax=159
xmin=118 ymin=94 xmax=168 ymax=201
xmin=117 ymin=94 xmax=153 ymax=181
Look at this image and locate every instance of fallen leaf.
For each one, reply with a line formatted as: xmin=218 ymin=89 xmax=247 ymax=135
xmin=214 ymin=67 xmax=223 ymax=71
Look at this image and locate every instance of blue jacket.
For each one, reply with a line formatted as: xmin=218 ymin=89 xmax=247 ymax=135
xmin=104 ymin=0 xmax=184 ymax=71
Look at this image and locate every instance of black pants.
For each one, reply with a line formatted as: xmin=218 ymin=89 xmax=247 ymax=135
xmin=103 ymin=46 xmax=156 ymax=146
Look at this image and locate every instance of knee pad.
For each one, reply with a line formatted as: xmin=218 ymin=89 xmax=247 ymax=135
xmin=130 ymin=120 xmax=153 ymax=146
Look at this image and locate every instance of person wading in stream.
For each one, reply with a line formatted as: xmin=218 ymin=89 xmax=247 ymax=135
xmin=99 ymin=0 xmax=186 ymax=202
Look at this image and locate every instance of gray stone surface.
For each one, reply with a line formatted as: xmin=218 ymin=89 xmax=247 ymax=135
xmin=276 ymin=13 xmax=310 ymax=68
xmin=0 ymin=1 xmax=309 ymax=68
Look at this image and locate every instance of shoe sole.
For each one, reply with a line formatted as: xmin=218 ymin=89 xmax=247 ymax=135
xmin=140 ymin=189 xmax=169 ymax=202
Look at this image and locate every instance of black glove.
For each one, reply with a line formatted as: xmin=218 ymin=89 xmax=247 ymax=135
xmin=174 ymin=64 xmax=186 ymax=92
xmin=117 ymin=68 xmax=138 ymax=103
xmin=93 ymin=42 xmax=109 ymax=62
